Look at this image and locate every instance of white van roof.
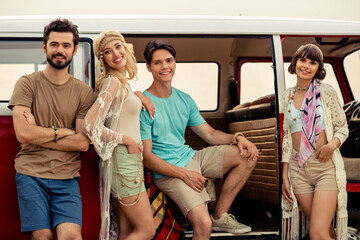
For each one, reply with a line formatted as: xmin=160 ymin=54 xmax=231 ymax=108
xmin=1 ymin=15 xmax=360 ymax=36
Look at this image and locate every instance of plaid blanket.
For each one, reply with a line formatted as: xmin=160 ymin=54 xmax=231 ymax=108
xmin=145 ymin=169 xmax=184 ymax=240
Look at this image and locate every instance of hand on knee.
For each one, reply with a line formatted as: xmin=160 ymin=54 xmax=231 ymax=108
xmin=235 ymin=149 xmax=257 ymax=168
xmin=243 ymin=155 xmax=257 ymax=171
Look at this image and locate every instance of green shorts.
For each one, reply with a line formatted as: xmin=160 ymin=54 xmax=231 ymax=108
xmin=111 ymin=145 xmax=146 ymax=198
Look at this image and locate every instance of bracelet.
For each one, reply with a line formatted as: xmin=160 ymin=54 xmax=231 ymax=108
xmin=232 ymin=132 xmax=244 ymax=145
xmin=52 ymin=126 xmax=58 ymax=143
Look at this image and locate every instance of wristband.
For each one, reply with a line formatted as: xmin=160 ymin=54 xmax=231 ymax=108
xmin=232 ymin=132 xmax=244 ymax=145
xmin=52 ymin=126 xmax=58 ymax=143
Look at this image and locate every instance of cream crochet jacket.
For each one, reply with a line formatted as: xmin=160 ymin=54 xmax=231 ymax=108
xmin=83 ymin=77 xmax=126 ymax=240
xmin=281 ymin=83 xmax=349 ymax=240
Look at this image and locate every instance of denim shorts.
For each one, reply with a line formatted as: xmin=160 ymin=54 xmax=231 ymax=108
xmin=16 ymin=173 xmax=82 ymax=233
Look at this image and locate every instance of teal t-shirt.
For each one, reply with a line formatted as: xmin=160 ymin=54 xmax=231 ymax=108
xmin=140 ymin=87 xmax=206 ymax=178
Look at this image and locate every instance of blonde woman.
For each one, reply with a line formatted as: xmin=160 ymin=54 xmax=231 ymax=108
xmin=83 ymin=31 xmax=155 ymax=240
xmin=281 ymin=44 xmax=348 ymax=240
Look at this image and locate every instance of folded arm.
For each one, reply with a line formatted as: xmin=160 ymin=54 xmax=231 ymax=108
xmin=40 ymin=118 xmax=90 ymax=152
xmin=13 ymin=105 xmax=75 ymax=145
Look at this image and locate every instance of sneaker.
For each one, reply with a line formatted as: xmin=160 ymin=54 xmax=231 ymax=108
xmin=211 ymin=213 xmax=252 ymax=234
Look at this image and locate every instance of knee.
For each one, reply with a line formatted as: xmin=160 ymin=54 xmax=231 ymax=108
xmin=238 ymin=153 xmax=257 ymax=171
xmin=137 ymin=226 xmax=156 ymax=240
xmin=309 ymin=228 xmax=329 ymax=240
xmin=192 ymin=217 xmax=212 ymax=237
xmin=31 ymin=230 xmax=53 ymax=240
xmin=144 ymin=225 xmax=156 ymax=239
xmin=58 ymin=233 xmax=82 ymax=240
xmin=248 ymin=157 xmax=257 ymax=170
xmin=118 ymin=228 xmax=131 ymax=239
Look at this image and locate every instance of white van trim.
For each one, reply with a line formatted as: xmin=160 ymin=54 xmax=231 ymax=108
xmin=1 ymin=15 xmax=360 ymax=36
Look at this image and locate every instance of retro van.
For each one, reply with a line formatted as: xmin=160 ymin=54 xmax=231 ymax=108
xmin=0 ymin=15 xmax=359 ymax=239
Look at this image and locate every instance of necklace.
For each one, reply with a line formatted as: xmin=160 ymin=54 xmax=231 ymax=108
xmin=296 ymin=84 xmax=309 ymax=91
xmin=113 ymin=146 xmax=144 ymax=206
xmin=288 ymin=88 xmax=301 ymax=121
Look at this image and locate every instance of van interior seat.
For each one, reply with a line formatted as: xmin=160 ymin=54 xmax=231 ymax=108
xmin=226 ymin=102 xmax=275 ymax=122
xmin=225 ymin=94 xmax=278 ymax=205
xmin=343 ymin=157 xmax=360 ymax=181
xmin=341 ymin=100 xmax=360 ymax=182
xmin=226 ymin=93 xmax=276 ymax=122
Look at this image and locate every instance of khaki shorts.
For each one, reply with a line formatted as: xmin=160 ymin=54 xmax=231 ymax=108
xmin=153 ymin=145 xmax=227 ymax=216
xmin=111 ymin=145 xmax=146 ymax=198
xmin=290 ymin=149 xmax=338 ymax=194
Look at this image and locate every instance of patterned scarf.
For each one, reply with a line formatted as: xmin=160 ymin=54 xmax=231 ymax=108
xmin=298 ymin=79 xmax=322 ymax=169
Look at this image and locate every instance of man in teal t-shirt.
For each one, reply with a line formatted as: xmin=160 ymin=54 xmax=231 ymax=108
xmin=140 ymin=40 xmax=259 ymax=237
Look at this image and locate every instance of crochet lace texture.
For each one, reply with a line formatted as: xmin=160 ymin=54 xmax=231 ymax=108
xmin=280 ymin=83 xmax=349 ymax=240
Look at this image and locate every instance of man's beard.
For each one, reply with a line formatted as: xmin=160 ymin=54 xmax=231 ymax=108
xmin=47 ymin=53 xmax=72 ymax=70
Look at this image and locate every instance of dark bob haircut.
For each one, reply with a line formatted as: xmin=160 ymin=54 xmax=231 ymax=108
xmin=288 ymin=44 xmax=326 ymax=80
xmin=144 ymin=40 xmax=176 ymax=65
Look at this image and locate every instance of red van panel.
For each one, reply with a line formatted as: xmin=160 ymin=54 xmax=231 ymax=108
xmin=0 ymin=116 xmax=101 ymax=239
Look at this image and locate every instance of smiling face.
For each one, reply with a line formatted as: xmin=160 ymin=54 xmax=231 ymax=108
xmin=43 ymin=31 xmax=77 ymax=70
xmin=146 ymin=49 xmax=176 ymax=85
xmin=102 ymin=40 xmax=127 ymax=73
xmin=295 ymin=57 xmax=319 ymax=82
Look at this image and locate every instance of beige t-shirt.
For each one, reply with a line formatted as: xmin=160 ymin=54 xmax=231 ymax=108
xmin=8 ymin=71 xmax=94 ymax=179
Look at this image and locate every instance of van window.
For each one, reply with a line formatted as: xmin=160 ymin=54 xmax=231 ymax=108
xmin=239 ymin=62 xmax=274 ymax=104
xmin=0 ymin=40 xmax=92 ymax=101
xmin=130 ymin=62 xmax=219 ymax=111
xmin=344 ymin=49 xmax=360 ymax=100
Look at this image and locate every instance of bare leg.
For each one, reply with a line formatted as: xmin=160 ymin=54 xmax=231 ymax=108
xmin=329 ymin=224 xmax=336 ymax=239
xmin=213 ymin=145 xmax=257 ymax=219
xmin=118 ymin=206 xmax=133 ymax=240
xmin=295 ymin=193 xmax=314 ymax=218
xmin=186 ymin=203 xmax=212 ymax=240
xmin=296 ymin=191 xmax=337 ymax=240
xmin=56 ymin=222 xmax=82 ymax=240
xmin=31 ymin=229 xmax=53 ymax=240
xmin=309 ymin=191 xmax=337 ymax=240
xmin=117 ymin=191 xmax=155 ymax=240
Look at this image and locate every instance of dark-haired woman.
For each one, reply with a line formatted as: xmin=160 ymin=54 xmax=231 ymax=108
xmin=281 ymin=44 xmax=348 ymax=240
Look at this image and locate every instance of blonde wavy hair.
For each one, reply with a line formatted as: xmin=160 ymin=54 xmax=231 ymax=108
xmin=93 ymin=30 xmax=137 ymax=93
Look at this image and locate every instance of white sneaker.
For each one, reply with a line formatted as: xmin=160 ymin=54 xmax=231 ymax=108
xmin=211 ymin=213 xmax=252 ymax=234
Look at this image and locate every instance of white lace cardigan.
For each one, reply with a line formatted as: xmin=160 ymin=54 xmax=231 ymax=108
xmin=82 ymin=77 xmax=125 ymax=240
xmin=281 ymin=83 xmax=349 ymax=240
